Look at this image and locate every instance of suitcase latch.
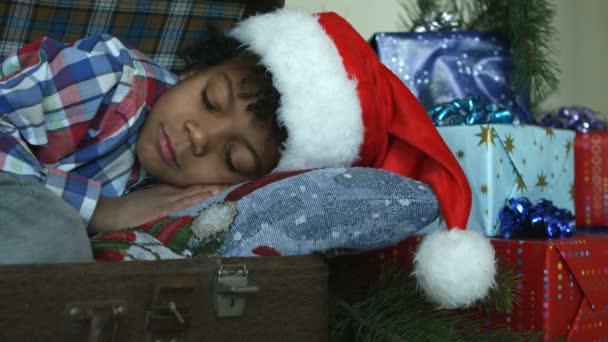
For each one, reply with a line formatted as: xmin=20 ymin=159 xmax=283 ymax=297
xmin=214 ymin=262 xmax=259 ymax=318
xmin=146 ymin=275 xmax=196 ymax=342
xmin=66 ymin=301 xmax=127 ymax=342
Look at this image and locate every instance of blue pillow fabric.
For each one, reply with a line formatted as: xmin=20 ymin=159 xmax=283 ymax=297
xmin=92 ymin=167 xmax=439 ymax=260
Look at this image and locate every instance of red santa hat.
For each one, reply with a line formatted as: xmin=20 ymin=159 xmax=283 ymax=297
xmin=229 ymin=8 xmax=496 ymax=308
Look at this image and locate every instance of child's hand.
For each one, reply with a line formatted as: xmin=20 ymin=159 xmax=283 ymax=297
xmin=88 ymin=184 xmax=228 ymax=233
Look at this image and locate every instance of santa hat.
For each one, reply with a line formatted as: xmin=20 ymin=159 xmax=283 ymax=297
xmin=229 ymin=8 xmax=496 ymax=308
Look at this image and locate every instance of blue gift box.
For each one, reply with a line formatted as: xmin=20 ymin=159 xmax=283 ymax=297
xmin=418 ymin=124 xmax=575 ymax=236
xmin=371 ymin=31 xmax=533 ymax=123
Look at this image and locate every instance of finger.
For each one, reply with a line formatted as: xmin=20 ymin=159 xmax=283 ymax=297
xmin=172 ymin=184 xmax=229 ymax=200
xmin=163 ymin=191 xmax=216 ymax=214
xmin=212 ymin=184 xmax=231 ymax=193
xmin=139 ymin=184 xmax=182 ymax=195
xmin=187 ymin=184 xmax=229 ymax=193
xmin=173 ymin=185 xmax=216 ymax=200
xmin=145 ymin=184 xmax=227 ymax=204
xmin=204 ymin=185 xmax=229 ymax=196
xmin=147 ymin=185 xmax=204 ymax=203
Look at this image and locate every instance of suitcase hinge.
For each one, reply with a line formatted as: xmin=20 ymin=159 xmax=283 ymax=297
xmin=214 ymin=261 xmax=259 ymax=318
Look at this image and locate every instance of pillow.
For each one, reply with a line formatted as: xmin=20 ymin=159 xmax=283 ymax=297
xmin=0 ymin=0 xmax=247 ymax=71
xmin=91 ymin=167 xmax=439 ymax=261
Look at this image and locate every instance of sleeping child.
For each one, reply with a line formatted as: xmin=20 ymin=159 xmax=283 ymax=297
xmin=0 ymin=8 xmax=494 ymax=309
xmin=0 ymin=27 xmax=284 ymax=263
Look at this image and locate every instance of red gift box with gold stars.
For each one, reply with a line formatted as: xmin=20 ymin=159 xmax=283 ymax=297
xmin=574 ymin=132 xmax=608 ymax=227
xmin=344 ymin=234 xmax=608 ymax=340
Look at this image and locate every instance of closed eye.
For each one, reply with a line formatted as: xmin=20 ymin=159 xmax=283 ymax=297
xmin=201 ymin=88 xmax=217 ymax=112
xmin=224 ymin=144 xmax=237 ymax=173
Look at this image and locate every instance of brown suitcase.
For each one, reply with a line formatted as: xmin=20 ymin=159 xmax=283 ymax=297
xmin=0 ymin=255 xmax=327 ymax=342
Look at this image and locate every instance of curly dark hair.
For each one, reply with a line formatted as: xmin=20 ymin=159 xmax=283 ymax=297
xmin=179 ymin=28 xmax=287 ymax=149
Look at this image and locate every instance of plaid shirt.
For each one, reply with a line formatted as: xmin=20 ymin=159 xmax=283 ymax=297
xmin=0 ymin=0 xmax=246 ymax=71
xmin=0 ymin=34 xmax=178 ymax=224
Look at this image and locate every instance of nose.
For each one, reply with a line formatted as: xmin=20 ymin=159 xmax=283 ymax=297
xmin=185 ymin=120 xmax=209 ymax=156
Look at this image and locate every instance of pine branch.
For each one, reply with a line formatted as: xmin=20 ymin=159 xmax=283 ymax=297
xmin=333 ymin=298 xmax=406 ymax=342
xmin=330 ymin=267 xmax=543 ymax=342
xmin=398 ymin=0 xmax=439 ymax=30
xmin=481 ymin=258 xmax=522 ymax=314
xmin=398 ymin=0 xmax=560 ymax=105
xmin=509 ymin=0 xmax=560 ymax=103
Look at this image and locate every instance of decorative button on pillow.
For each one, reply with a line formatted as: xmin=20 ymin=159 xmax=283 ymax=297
xmin=92 ymin=167 xmax=439 ymax=261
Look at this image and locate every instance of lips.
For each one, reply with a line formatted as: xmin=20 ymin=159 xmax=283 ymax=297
xmin=159 ymin=125 xmax=179 ymax=168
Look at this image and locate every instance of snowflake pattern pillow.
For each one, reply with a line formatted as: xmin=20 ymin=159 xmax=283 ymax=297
xmin=92 ymin=167 xmax=439 ymax=261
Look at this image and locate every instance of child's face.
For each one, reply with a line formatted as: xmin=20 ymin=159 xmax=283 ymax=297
xmin=137 ymin=58 xmax=281 ymax=188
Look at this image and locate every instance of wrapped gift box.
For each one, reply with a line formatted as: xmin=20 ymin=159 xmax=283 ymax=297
xmin=483 ymin=235 xmax=608 ymax=340
xmin=574 ymin=131 xmax=608 ymax=227
xmin=337 ymin=234 xmax=608 ymax=340
xmin=371 ymin=31 xmax=532 ymax=123
xmin=419 ymin=124 xmax=575 ymax=237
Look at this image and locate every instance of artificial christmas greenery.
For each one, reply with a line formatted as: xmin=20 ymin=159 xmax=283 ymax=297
xmin=400 ymin=0 xmax=560 ymax=105
xmin=329 ymin=259 xmax=543 ymax=341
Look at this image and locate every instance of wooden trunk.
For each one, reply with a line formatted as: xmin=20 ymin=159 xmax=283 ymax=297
xmin=0 ymin=255 xmax=327 ymax=342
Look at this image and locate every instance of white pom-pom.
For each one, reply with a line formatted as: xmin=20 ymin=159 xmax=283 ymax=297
xmin=412 ymin=228 xmax=496 ymax=309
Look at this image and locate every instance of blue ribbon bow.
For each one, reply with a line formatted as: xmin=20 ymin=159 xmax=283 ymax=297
xmin=498 ymin=197 xmax=575 ymax=239
xmin=430 ymin=95 xmax=518 ymax=126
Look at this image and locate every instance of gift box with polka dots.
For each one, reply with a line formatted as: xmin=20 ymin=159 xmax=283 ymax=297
xmin=358 ymin=234 xmax=608 ymax=340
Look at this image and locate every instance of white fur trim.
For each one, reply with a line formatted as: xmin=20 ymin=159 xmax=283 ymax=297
xmin=228 ymin=8 xmax=363 ymax=170
xmin=412 ymin=229 xmax=497 ymax=309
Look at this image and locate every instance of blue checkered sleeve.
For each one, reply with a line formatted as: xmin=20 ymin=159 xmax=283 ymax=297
xmin=0 ymin=35 xmax=138 ymax=225
xmin=0 ymin=129 xmax=103 ymax=225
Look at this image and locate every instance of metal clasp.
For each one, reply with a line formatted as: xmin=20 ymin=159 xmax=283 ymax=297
xmin=213 ymin=261 xmax=259 ymax=318
xmin=66 ymin=301 xmax=127 ymax=342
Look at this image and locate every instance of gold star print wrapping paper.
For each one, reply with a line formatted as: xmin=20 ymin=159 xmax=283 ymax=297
xmin=420 ymin=124 xmax=575 ymax=237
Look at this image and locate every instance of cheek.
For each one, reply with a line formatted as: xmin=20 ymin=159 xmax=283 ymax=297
xmin=178 ymin=155 xmax=216 ymax=182
xmin=179 ymin=155 xmax=248 ymax=186
xmin=135 ymin=136 xmax=158 ymax=177
xmin=137 ymin=120 xmax=168 ymax=176
xmin=152 ymin=85 xmax=192 ymax=115
xmin=138 ymin=118 xmax=158 ymax=153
